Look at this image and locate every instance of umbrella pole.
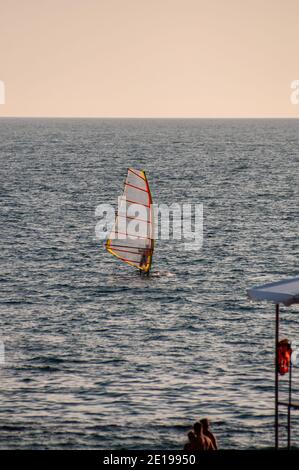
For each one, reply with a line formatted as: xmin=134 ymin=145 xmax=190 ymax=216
xmin=275 ymin=303 xmax=279 ymax=450
xmin=287 ymin=362 xmax=292 ymax=450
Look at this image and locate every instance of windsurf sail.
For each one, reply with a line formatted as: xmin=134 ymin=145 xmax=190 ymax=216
xmin=105 ymin=168 xmax=154 ymax=273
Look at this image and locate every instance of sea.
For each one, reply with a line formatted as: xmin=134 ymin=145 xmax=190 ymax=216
xmin=0 ymin=118 xmax=298 ymax=449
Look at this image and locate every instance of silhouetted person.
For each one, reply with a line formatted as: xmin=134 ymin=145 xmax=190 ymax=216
xmin=139 ymin=249 xmax=150 ymax=276
xmin=193 ymin=421 xmax=214 ymax=450
xmin=200 ymin=418 xmax=218 ymax=450
xmin=184 ymin=431 xmax=199 ymax=451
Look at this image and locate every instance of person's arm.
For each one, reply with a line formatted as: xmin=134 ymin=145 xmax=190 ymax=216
xmin=207 ymin=437 xmax=215 ymax=450
xmin=211 ymin=433 xmax=218 ymax=450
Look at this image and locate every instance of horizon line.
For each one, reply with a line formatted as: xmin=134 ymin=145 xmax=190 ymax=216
xmin=1 ymin=116 xmax=299 ymax=120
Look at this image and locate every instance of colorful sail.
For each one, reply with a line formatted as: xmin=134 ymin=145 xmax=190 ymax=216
xmin=105 ymin=168 xmax=154 ymax=273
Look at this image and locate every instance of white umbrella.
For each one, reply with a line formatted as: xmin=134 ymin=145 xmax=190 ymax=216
xmin=248 ymin=276 xmax=299 ymax=306
xmin=248 ymin=276 xmax=299 ymax=449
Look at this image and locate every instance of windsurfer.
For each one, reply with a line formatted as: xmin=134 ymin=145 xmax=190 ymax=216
xmin=139 ymin=248 xmax=150 ymax=275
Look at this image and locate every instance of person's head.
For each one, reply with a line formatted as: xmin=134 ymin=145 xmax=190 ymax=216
xmin=187 ymin=431 xmax=196 ymax=442
xmin=193 ymin=421 xmax=202 ymax=435
xmin=200 ymin=418 xmax=210 ymax=431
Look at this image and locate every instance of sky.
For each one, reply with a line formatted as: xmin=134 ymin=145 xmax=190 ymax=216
xmin=0 ymin=0 xmax=299 ymax=117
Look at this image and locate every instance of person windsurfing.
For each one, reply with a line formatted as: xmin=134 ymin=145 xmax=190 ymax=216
xmin=139 ymin=248 xmax=150 ymax=276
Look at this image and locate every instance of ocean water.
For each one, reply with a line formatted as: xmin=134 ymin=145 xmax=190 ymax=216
xmin=0 ymin=118 xmax=299 ymax=450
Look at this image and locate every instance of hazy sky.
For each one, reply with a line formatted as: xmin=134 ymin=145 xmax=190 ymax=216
xmin=0 ymin=0 xmax=299 ymax=117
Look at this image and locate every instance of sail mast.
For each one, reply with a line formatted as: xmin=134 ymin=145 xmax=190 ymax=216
xmin=143 ymin=170 xmax=154 ymax=273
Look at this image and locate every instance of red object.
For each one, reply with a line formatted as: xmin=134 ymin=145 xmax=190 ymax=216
xmin=278 ymin=339 xmax=292 ymax=375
